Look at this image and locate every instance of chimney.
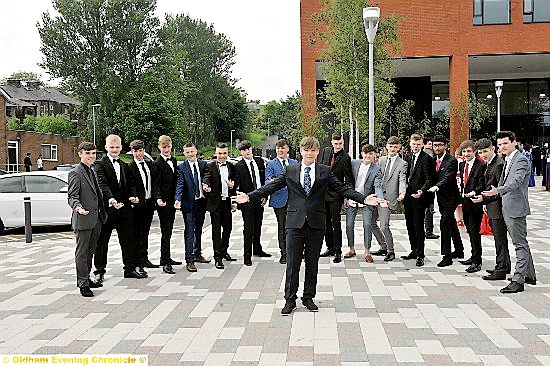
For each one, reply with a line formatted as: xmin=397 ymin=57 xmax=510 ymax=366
xmin=27 ymin=81 xmax=41 ymax=89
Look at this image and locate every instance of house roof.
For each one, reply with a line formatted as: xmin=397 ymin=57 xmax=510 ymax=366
xmin=0 ymin=83 xmax=79 ymax=106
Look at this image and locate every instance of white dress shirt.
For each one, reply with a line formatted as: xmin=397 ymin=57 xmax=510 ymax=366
xmin=504 ymin=149 xmax=518 ymax=179
xmin=188 ymin=160 xmax=204 ymax=199
xmin=162 ymin=154 xmax=174 ymax=172
xmin=279 ymin=157 xmax=288 ymax=168
xmin=383 ymin=155 xmax=396 ymax=179
xmin=219 ymin=161 xmax=229 ymax=198
xmin=351 ymin=163 xmax=370 ymax=207
xmin=412 ymin=151 xmax=421 ymax=170
xmin=134 ymin=158 xmax=151 ymax=199
xmin=300 ymin=162 xmax=316 ymax=189
xmin=108 ymin=154 xmax=121 ymax=183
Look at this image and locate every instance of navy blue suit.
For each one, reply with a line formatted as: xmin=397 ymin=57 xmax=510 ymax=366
xmin=175 ymin=159 xmax=208 ymax=263
xmin=265 ymin=157 xmax=298 ymax=256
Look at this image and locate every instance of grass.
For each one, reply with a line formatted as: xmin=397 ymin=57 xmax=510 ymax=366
xmin=249 ymin=129 xmax=267 ymax=146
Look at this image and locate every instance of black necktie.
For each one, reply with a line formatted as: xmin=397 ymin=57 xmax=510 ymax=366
xmin=282 ymin=159 xmax=287 ymax=167
xmin=250 ymin=161 xmax=258 ymax=189
xmin=192 ymin=162 xmax=200 ymax=198
xmin=140 ymin=162 xmax=149 ymax=191
xmin=500 ymin=160 xmax=508 ymax=183
xmin=383 ymin=158 xmax=391 ymax=180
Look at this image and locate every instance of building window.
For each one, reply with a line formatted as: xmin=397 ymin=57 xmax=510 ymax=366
xmin=473 ymin=0 xmax=511 ymax=25
xmin=524 ymin=0 xmax=550 ymax=22
xmin=41 ymin=144 xmax=58 ymax=161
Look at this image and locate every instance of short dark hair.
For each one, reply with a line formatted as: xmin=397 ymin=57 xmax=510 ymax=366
xmin=275 ymin=139 xmax=288 ymax=148
xmin=216 ymin=142 xmax=228 ymax=149
xmin=362 ymin=144 xmax=375 ymax=153
xmin=183 ymin=143 xmax=196 ymax=149
xmin=387 ymin=136 xmax=400 ymax=145
xmin=78 ymin=141 xmax=96 ymax=151
xmin=432 ymin=135 xmax=448 ymax=144
xmin=496 ymin=131 xmax=516 ymax=142
xmin=26 ymin=152 xmax=31 ymax=156
xmin=474 ymin=138 xmax=493 ymax=150
xmin=130 ymin=139 xmax=145 ymax=150
xmin=424 ymin=136 xmax=433 ymax=143
xmin=238 ymin=140 xmax=252 ymax=150
xmin=459 ymin=139 xmax=475 ymax=151
xmin=331 ymin=132 xmax=342 ymax=140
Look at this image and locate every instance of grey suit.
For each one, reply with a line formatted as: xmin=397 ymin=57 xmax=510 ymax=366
xmin=371 ymin=155 xmax=408 ymax=253
xmin=497 ymin=151 xmax=535 ymax=284
xmin=345 ymin=160 xmax=383 ymax=250
xmin=68 ymin=163 xmax=107 ymax=288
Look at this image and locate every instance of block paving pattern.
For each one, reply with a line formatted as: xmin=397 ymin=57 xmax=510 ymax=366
xmin=1 ymin=185 xmax=550 ymax=365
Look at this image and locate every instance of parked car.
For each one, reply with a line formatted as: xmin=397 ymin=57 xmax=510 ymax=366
xmin=0 ymin=169 xmax=8 ymax=175
xmin=54 ymin=164 xmax=77 ymax=171
xmin=228 ymin=156 xmax=269 ymax=165
xmin=0 ymin=171 xmax=72 ymax=233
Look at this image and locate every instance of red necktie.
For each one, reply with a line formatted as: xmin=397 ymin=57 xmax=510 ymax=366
xmin=436 ymin=159 xmax=441 ymax=172
xmin=464 ymin=163 xmax=469 ymax=186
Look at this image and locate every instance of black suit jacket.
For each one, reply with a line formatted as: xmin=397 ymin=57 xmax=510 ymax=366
xmin=128 ymin=160 xmax=155 ymax=206
xmin=459 ymin=158 xmax=486 ymax=210
xmin=152 ymin=156 xmax=177 ymax=205
xmin=234 ymin=157 xmax=266 ymax=209
xmin=405 ymin=150 xmax=435 ymax=208
xmin=248 ymin=163 xmax=366 ymax=230
xmin=94 ymin=155 xmax=136 ymax=212
xmin=319 ymin=147 xmax=353 ymax=201
xmin=203 ymin=160 xmax=237 ymax=212
xmin=482 ymin=155 xmax=505 ymax=219
xmin=434 ymin=152 xmax=460 ymax=208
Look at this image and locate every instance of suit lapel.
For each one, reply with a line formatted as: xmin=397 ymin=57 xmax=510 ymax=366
xmin=503 ymin=152 xmax=519 ymax=183
xmin=80 ymin=164 xmax=96 ymax=194
xmin=294 ymin=164 xmax=307 ymax=195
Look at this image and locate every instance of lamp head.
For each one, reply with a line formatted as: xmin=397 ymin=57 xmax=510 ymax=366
xmin=363 ymin=7 xmax=380 ymax=43
xmin=494 ymin=80 xmax=503 ymax=97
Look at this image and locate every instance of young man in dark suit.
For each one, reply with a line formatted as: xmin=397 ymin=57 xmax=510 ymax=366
xmin=473 ymin=138 xmax=511 ymax=280
xmin=318 ymin=132 xmax=353 ymax=263
xmin=457 ymin=140 xmax=486 ymax=273
xmin=402 ymin=133 xmax=435 ymax=267
xmin=67 ymin=142 xmax=107 ymax=297
xmin=153 ymin=135 xmax=181 ymax=274
xmin=128 ymin=140 xmax=158 ymax=273
xmin=234 ymin=140 xmax=270 ymax=266
xmin=235 ymin=137 xmax=383 ymax=315
xmin=93 ymin=135 xmax=145 ymax=283
xmin=175 ymin=143 xmax=209 ymax=273
xmin=428 ymin=135 xmax=464 ymax=267
xmin=203 ymin=143 xmax=237 ymax=270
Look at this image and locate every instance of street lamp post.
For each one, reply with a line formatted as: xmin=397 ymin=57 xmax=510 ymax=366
xmin=363 ymin=7 xmax=380 ymax=145
xmin=91 ymin=103 xmax=101 ymax=146
xmin=230 ymin=129 xmax=236 ymax=156
xmin=495 ymin=81 xmax=503 ymax=133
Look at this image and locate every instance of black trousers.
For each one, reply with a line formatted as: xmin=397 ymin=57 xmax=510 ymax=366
xmin=324 ymin=199 xmax=343 ymax=253
xmin=132 ymin=199 xmax=155 ymax=265
xmin=157 ymin=204 xmax=176 ymax=264
xmin=210 ymin=199 xmax=232 ymax=260
xmin=440 ymin=205 xmax=463 ymax=257
xmin=274 ymin=205 xmax=288 ymax=255
xmin=241 ymin=201 xmax=264 ymax=259
xmin=285 ymin=221 xmax=324 ymax=301
xmin=94 ymin=206 xmax=137 ymax=274
xmin=489 ymin=217 xmax=511 ymax=274
xmin=404 ymin=199 xmax=426 ymax=258
xmin=463 ymin=205 xmax=483 ymax=264
xmin=424 ymin=204 xmax=435 ymax=235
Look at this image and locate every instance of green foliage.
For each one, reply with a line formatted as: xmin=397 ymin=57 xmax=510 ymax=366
xmin=6 ymin=117 xmax=20 ymax=130
xmin=21 ymin=116 xmax=37 ymax=131
xmin=381 ymin=99 xmax=431 ymax=145
xmin=256 ymin=92 xmax=302 ymax=141
xmin=0 ymin=71 xmax=44 ymax=86
xmin=248 ymin=129 xmax=267 ymax=147
xmin=34 ymin=115 xmax=75 ymax=136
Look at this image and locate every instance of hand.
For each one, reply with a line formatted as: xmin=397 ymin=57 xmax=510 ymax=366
xmin=226 ymin=179 xmax=234 ymax=188
xmin=157 ymin=199 xmax=166 ymax=207
xmin=174 ymin=200 xmax=181 ymax=209
xmin=202 ymin=183 xmax=211 ymax=193
xmin=343 ymin=198 xmax=349 ymax=209
xmin=378 ymin=198 xmax=389 ymax=208
xmin=397 ymin=193 xmax=405 ymax=202
xmin=481 ymin=185 xmax=498 ymax=197
xmin=364 ymin=193 xmax=378 ymax=206
xmin=412 ymin=190 xmax=424 ymax=199
xmin=464 ymin=191 xmax=476 ymax=198
xmin=113 ymin=202 xmax=124 ymax=209
xmin=427 ymin=186 xmax=438 ymax=193
xmin=470 ymin=195 xmax=483 ymax=203
xmin=129 ymin=197 xmax=139 ymax=204
xmin=260 ymin=197 xmax=267 ymax=206
xmin=75 ymin=207 xmax=89 ymax=215
xmin=235 ymin=191 xmax=249 ymax=204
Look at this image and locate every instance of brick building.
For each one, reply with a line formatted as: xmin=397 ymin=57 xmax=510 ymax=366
xmin=301 ymin=0 xmax=550 ymax=149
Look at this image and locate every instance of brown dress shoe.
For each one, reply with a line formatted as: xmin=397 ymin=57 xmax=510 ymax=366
xmin=194 ymin=255 xmax=211 ymax=264
xmin=364 ymin=254 xmax=374 ymax=263
xmin=344 ymin=251 xmax=356 ymax=259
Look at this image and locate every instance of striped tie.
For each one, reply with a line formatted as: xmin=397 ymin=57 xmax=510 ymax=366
xmin=304 ymin=166 xmax=311 ymax=195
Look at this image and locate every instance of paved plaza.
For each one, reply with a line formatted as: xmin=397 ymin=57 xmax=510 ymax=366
xmin=1 ymin=185 xmax=550 ymax=365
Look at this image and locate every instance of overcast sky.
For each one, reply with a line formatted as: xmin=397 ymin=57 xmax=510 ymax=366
xmin=0 ymin=0 xmax=301 ymax=104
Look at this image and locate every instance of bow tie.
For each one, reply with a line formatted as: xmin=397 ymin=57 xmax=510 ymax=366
xmin=112 ymin=159 xmax=119 ymax=164
xmin=218 ymin=163 xmax=227 ymax=167
xmin=165 ymin=157 xmax=171 ymax=162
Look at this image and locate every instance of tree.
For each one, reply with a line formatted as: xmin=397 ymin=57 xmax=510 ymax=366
xmin=256 ymin=92 xmax=302 ymax=141
xmin=35 ymin=115 xmax=75 ymax=136
xmin=1 ymin=71 xmax=45 ymax=86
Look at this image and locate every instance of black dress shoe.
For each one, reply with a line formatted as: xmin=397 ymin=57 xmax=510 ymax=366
xmin=281 ymin=300 xmax=296 ymax=315
xmin=194 ymin=255 xmax=211 ymax=264
xmin=465 ymin=264 xmax=482 ymax=273
xmin=333 ymin=253 xmax=342 ymax=263
xmin=401 ymin=252 xmax=417 ymax=260
xmin=451 ymin=251 xmax=465 ymax=259
xmin=371 ymin=249 xmax=387 ymax=256
xmin=482 ymin=273 xmax=506 ymax=281
xmin=500 ymin=281 xmax=524 ymax=293
xmin=254 ymin=250 xmax=272 ymax=258
xmin=279 ymin=254 xmax=287 ymax=264
xmin=143 ymin=259 xmax=160 ymax=268
xmin=138 ymin=267 xmax=148 ymax=276
xmin=384 ymin=252 xmax=395 ymax=262
xmin=426 ymin=233 xmax=440 ymax=239
xmin=416 ymin=257 xmax=425 ymax=267
xmin=124 ymin=270 xmax=147 ymax=279
xmin=162 ymin=265 xmax=175 ymax=274
xmin=95 ymin=273 xmax=104 ymax=284
xmin=302 ymin=298 xmax=318 ymax=312
xmin=486 ymin=269 xmax=495 ymax=274
xmin=437 ymin=257 xmax=453 ymax=267
xmin=223 ymin=254 xmax=237 ymax=261
xmin=80 ymin=286 xmax=94 ymax=297
xmin=459 ymin=258 xmax=473 ymax=265
xmin=168 ymin=259 xmax=182 ymax=265
xmin=508 ymin=276 xmax=536 ymax=285
xmin=215 ymin=259 xmax=225 ymax=269
xmin=319 ymin=249 xmax=334 ymax=257
xmin=88 ymin=280 xmax=103 ymax=288
xmin=244 ymin=258 xmax=252 ymax=266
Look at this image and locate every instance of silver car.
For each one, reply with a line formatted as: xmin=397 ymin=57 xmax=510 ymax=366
xmin=0 ymin=171 xmax=71 ymax=233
